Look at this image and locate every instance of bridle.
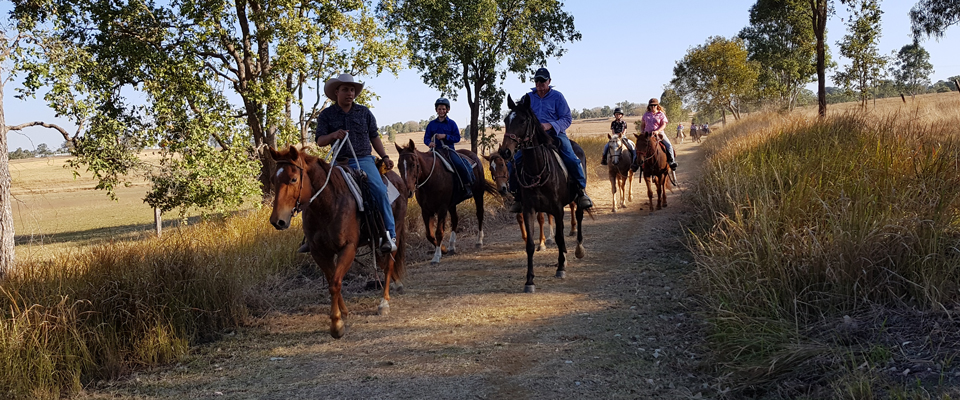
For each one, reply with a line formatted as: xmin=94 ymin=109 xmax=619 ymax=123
xmin=275 ymin=159 xmax=308 ymax=215
xmin=504 ymin=112 xmax=553 ymax=189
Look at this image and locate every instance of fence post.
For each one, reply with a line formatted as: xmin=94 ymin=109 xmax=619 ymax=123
xmin=154 ymin=208 xmax=162 ymax=238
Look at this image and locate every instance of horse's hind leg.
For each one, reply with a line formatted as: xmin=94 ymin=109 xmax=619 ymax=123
xmin=378 ymin=254 xmax=395 ymax=315
xmin=554 ymin=211 xmax=567 ymax=279
xmin=627 ymin=171 xmax=634 ymax=202
xmin=523 ymin=210 xmax=537 ymax=293
xmin=517 ymin=213 xmax=527 ymax=242
xmin=568 ymin=203 xmax=577 ymax=237
xmin=656 ymin=176 xmax=665 ymax=210
xmin=575 ymin=205 xmax=585 ymax=259
xmin=610 ymin=175 xmax=618 ymax=213
xmin=475 ymin=189 xmax=484 ymax=248
xmin=644 ymin=175 xmax=655 ymax=212
xmin=431 ymin=209 xmax=447 ymax=265
xmin=538 ymin=213 xmax=549 ymax=251
xmin=447 ymin=206 xmax=459 ymax=255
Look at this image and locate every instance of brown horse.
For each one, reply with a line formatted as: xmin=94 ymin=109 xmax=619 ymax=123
xmin=395 ymin=140 xmax=498 ymax=265
xmin=500 ymin=94 xmax=586 ymax=293
xmin=606 ymin=133 xmax=634 ymax=212
xmin=634 ymin=132 xmax=672 ymax=212
xmin=268 ymin=146 xmax=407 ymax=338
xmin=690 ymin=125 xmax=702 ymax=143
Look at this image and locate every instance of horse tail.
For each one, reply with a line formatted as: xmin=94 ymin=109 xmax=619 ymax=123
xmin=480 ymin=179 xmax=499 ymax=197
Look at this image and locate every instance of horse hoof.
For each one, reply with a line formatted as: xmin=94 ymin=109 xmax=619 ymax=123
xmin=556 ymin=271 xmax=566 ymax=279
xmin=430 ymin=260 xmax=439 ymax=266
xmin=523 ymin=285 xmax=536 ymax=293
xmin=377 ymin=300 xmax=390 ymax=316
xmin=330 ymin=320 xmax=346 ymax=339
xmin=575 ymin=244 xmax=585 ymax=259
xmin=537 ymin=244 xmax=546 ymax=252
xmin=447 ymin=248 xmax=456 ymax=255
xmin=392 ymin=282 xmax=405 ymax=295
xmin=475 ymin=243 xmax=482 ymax=248
xmin=611 ymin=208 xmax=617 ymax=213
xmin=568 ymin=231 xmax=576 ymax=237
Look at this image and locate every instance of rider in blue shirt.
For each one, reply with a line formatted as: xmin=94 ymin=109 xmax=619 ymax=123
xmin=424 ymin=98 xmax=474 ymax=200
xmin=509 ymin=67 xmax=593 ymax=212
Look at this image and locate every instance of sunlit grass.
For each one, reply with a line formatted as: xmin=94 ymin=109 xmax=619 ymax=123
xmin=688 ymin=92 xmax=960 ymax=393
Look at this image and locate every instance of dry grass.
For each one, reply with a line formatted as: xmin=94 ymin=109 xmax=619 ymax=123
xmin=688 ymin=92 xmax=960 ymax=397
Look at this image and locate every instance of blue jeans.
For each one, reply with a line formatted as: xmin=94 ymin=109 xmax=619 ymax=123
xmin=508 ymin=133 xmax=586 ymax=191
xmin=441 ymin=146 xmax=474 ymax=186
xmin=346 ymin=156 xmax=395 ymax=237
xmin=661 ymin=139 xmax=676 ymax=162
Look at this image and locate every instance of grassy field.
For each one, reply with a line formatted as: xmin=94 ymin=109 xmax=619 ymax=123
xmin=688 ymin=91 xmax=960 ymax=398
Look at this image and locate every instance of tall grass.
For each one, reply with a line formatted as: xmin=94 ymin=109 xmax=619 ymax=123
xmin=0 ymin=209 xmax=302 ymax=399
xmin=689 ymin=95 xmax=960 ymax=391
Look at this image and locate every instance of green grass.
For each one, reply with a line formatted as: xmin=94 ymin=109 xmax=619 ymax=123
xmin=688 ymin=96 xmax=960 ymax=396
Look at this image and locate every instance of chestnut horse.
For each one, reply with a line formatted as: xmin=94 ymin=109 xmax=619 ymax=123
xmin=606 ymin=133 xmax=634 ymax=212
xmin=634 ymin=132 xmax=672 ymax=212
xmin=395 ymin=139 xmax=498 ymax=265
xmin=499 ymin=94 xmax=585 ymax=293
xmin=268 ymin=146 xmax=407 ymax=338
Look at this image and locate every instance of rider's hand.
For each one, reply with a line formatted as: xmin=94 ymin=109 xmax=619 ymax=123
xmin=541 ymin=122 xmax=552 ymax=132
xmin=437 ymin=134 xmax=446 ymax=140
xmin=332 ymin=129 xmax=348 ymax=139
xmin=382 ymin=157 xmax=394 ymax=170
xmin=428 ymin=142 xmax=435 ymax=148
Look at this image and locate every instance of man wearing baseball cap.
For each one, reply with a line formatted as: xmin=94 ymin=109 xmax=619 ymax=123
xmin=509 ymin=67 xmax=593 ymax=212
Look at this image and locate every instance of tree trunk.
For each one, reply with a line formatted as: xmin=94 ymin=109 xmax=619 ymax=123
xmin=0 ymin=79 xmax=15 ymax=277
xmin=464 ymin=64 xmax=480 ymax=155
xmin=812 ymin=0 xmax=828 ymax=119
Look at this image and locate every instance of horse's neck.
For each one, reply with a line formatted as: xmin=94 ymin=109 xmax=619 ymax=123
xmin=304 ymin=160 xmax=338 ymax=207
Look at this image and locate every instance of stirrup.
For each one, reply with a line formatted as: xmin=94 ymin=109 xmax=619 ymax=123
xmin=577 ymin=192 xmax=594 ymax=209
xmin=379 ymin=232 xmax=397 ymax=253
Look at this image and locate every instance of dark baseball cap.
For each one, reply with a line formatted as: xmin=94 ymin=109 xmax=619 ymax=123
xmin=533 ymin=68 xmax=551 ymax=81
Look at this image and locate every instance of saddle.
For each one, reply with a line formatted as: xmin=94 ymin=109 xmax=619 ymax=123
xmin=336 ymin=161 xmax=401 ymax=250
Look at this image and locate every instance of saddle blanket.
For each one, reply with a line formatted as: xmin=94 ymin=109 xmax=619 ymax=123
xmin=337 ymin=166 xmax=401 ymax=213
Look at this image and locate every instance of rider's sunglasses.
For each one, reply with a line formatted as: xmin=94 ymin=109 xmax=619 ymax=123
xmin=534 ymin=78 xmax=547 ymax=83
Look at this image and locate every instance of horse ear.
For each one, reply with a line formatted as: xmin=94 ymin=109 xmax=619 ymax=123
xmin=507 ymin=94 xmax=516 ymax=110
xmin=519 ymin=94 xmax=530 ymax=108
xmin=289 ymin=146 xmax=300 ymax=161
xmin=267 ymin=146 xmax=281 ymax=161
xmin=607 ymin=133 xmax=612 ymax=139
xmin=395 ymin=142 xmax=403 ymax=153
xmin=406 ymin=139 xmax=416 ymax=150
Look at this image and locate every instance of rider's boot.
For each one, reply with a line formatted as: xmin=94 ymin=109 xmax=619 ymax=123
xmin=600 ymin=149 xmax=608 ymax=165
xmin=379 ymin=230 xmax=397 ymax=253
xmin=298 ymin=237 xmax=310 ymax=253
xmin=577 ymin=187 xmax=594 ymax=209
xmin=666 ymin=149 xmax=678 ymax=171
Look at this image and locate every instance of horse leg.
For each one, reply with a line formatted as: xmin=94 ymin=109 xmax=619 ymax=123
xmin=656 ymin=175 xmax=664 ymax=210
xmin=645 ymin=175 xmax=654 ymax=212
xmin=554 ymin=211 xmax=567 ymax=279
xmin=627 ymin=171 xmax=634 ymax=202
xmin=517 ymin=213 xmax=527 ymax=242
xmin=610 ymin=174 xmax=618 ymax=213
xmin=575 ymin=205 xmax=585 ymax=259
xmin=659 ymin=175 xmax=668 ymax=209
xmin=326 ymin=245 xmax=356 ymax=338
xmin=475 ymin=185 xmax=484 ymax=248
xmin=538 ymin=213 xmax=549 ymax=251
xmin=447 ymin=205 xmax=459 ymax=255
xmin=431 ymin=209 xmax=447 ymax=265
xmin=568 ymin=203 xmax=578 ymax=237
xmin=523 ymin=209 xmax=537 ymax=293
xmin=378 ymin=254 xmax=394 ymax=315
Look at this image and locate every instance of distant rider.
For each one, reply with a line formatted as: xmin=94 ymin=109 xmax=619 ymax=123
xmin=424 ymin=97 xmax=474 ymax=200
xmin=601 ymin=107 xmax=635 ymax=165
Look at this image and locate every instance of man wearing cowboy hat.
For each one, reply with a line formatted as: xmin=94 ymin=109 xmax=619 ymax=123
xmin=314 ymin=73 xmax=397 ymax=253
xmin=509 ymin=67 xmax=593 ymax=212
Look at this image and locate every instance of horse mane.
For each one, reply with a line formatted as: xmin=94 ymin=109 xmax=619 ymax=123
xmin=273 ymin=145 xmax=348 ymax=193
xmin=516 ymin=94 xmax=556 ymax=151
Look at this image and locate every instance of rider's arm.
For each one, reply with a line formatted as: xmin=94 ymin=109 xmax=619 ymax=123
xmin=547 ymin=92 xmax=573 ymax=134
xmin=313 ymin=112 xmax=345 ymax=146
xmin=423 ymin=121 xmax=435 ymax=146
xmin=445 ymin=120 xmax=461 ymax=143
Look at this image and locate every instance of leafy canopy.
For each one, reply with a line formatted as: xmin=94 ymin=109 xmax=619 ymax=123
xmin=671 ymin=36 xmax=759 ymax=123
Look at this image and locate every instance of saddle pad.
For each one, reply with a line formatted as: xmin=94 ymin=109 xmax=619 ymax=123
xmin=337 ymin=167 xmax=365 ymax=212
xmin=552 ymin=150 xmax=569 ymax=180
xmin=385 ymin=178 xmax=400 ymax=204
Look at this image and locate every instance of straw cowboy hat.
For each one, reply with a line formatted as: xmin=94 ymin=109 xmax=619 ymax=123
xmin=324 ymin=73 xmax=365 ymax=101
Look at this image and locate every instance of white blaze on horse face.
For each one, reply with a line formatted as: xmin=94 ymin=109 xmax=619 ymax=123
xmin=490 ymin=162 xmax=496 ymax=172
xmin=507 ymin=111 xmax=516 ymax=126
xmin=276 ymin=167 xmax=285 ymax=178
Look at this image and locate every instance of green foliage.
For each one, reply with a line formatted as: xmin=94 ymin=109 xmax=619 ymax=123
xmin=739 ymin=0 xmax=819 ymax=111
xmin=890 ymin=42 xmax=935 ymax=98
xmin=10 ymin=0 xmax=404 ymax=214
xmin=832 ymin=0 xmax=887 ymax=108
xmin=379 ymin=0 xmax=580 ymax=154
xmin=671 ymin=36 xmax=759 ymax=122
xmin=910 ymin=0 xmax=960 ymax=39
xmin=659 ymin=89 xmax=689 ymax=122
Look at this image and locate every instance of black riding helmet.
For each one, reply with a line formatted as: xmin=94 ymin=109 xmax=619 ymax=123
xmin=614 ymin=107 xmax=623 ymax=115
xmin=435 ymin=97 xmax=451 ymax=108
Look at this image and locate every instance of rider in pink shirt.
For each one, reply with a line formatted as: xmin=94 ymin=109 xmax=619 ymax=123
xmin=634 ymin=98 xmax=677 ymax=172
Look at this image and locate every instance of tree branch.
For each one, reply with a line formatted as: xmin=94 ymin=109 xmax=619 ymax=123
xmin=6 ymin=121 xmax=73 ymax=142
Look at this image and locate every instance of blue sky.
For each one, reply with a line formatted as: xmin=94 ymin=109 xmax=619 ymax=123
xmin=4 ymin=0 xmax=960 ymax=150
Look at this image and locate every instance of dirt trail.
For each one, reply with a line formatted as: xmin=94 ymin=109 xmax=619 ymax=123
xmin=83 ymin=140 xmax=715 ymax=399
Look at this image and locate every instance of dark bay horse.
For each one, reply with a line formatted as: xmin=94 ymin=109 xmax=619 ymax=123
xmin=485 ymin=149 xmax=581 ymax=251
xmin=634 ymin=132 xmax=672 ymax=212
xmin=268 ymin=146 xmax=407 ymax=338
xmin=499 ymin=94 xmax=585 ymax=293
xmin=606 ymin=133 xmax=634 ymax=212
xmin=395 ymin=139 xmax=498 ymax=265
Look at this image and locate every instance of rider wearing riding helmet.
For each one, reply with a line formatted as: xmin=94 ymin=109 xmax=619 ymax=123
xmin=424 ymin=97 xmax=474 ymax=200
xmin=601 ymin=107 xmax=635 ymax=165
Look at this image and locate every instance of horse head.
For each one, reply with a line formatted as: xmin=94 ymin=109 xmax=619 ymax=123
xmin=395 ymin=139 xmax=421 ymax=198
xmin=500 ymin=94 xmax=548 ymax=161
xmin=607 ymin=133 xmax=624 ymax=164
xmin=634 ymin=132 xmax=660 ymax=163
xmin=483 ymin=153 xmax=510 ymax=195
xmin=268 ymin=146 xmax=308 ymax=230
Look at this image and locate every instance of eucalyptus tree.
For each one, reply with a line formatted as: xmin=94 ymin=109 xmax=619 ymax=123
xmin=739 ymin=0 xmax=819 ymax=111
xmin=378 ymin=0 xmax=580 ymax=154
xmin=671 ymin=36 xmax=759 ymax=124
xmin=11 ymin=0 xmax=404 ymax=211
xmin=891 ymin=42 xmax=935 ymax=98
xmin=832 ymin=0 xmax=886 ymax=108
xmin=911 ymin=0 xmax=960 ymax=38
